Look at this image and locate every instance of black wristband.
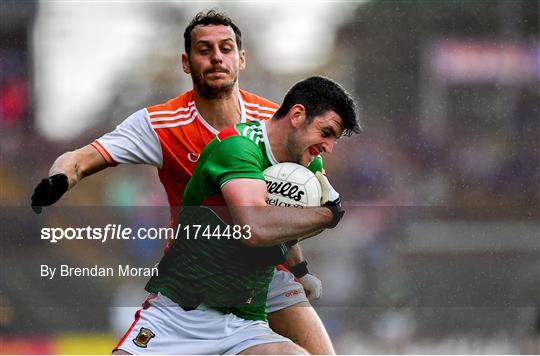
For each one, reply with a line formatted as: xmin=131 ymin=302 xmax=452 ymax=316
xmin=284 ymin=239 xmax=298 ymax=248
xmin=289 ymin=260 xmax=309 ymax=279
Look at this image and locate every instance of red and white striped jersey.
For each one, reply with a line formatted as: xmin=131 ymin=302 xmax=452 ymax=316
xmin=91 ymin=89 xmax=278 ymax=225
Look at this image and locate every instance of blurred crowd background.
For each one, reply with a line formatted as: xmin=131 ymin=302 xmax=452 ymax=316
xmin=0 ymin=0 xmax=539 ymax=354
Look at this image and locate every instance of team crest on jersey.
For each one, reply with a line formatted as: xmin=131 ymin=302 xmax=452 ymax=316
xmin=133 ymin=327 xmax=155 ymax=348
xmin=187 ymin=153 xmax=200 ymax=162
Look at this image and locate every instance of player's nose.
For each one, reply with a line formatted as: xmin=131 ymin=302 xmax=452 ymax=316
xmin=210 ymin=47 xmax=223 ymax=63
xmin=322 ymin=139 xmax=335 ymax=154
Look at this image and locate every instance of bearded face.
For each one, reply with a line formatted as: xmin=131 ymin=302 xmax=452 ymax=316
xmin=183 ymin=24 xmax=245 ymax=99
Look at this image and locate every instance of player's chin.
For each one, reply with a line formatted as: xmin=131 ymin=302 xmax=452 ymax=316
xmin=300 ymin=152 xmax=315 ymax=167
xmin=207 ymin=79 xmax=235 ymax=90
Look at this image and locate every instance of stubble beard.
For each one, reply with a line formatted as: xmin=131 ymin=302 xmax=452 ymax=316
xmin=286 ymin=131 xmax=305 ymax=166
xmin=191 ymin=70 xmax=237 ymax=99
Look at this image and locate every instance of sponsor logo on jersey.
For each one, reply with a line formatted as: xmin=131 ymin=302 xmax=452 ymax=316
xmin=284 ymin=289 xmax=305 ymax=298
xmin=133 ymin=327 xmax=155 ymax=348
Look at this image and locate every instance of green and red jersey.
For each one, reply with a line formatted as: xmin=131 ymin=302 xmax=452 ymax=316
xmin=145 ymin=120 xmax=322 ymax=321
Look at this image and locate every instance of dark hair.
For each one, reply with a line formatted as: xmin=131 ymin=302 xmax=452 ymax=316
xmin=184 ymin=10 xmax=242 ymax=56
xmin=274 ymin=76 xmax=362 ymax=136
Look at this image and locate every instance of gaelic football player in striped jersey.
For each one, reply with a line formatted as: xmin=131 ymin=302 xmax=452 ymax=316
xmin=31 ymin=10 xmax=358 ymax=354
xmin=116 ymin=76 xmax=360 ymax=354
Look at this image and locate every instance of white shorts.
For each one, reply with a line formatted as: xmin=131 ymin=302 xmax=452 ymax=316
xmin=267 ymin=268 xmax=308 ymax=313
xmin=114 ymin=293 xmax=290 ymax=355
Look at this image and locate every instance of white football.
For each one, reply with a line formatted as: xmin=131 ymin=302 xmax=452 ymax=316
xmin=263 ymin=162 xmax=322 ymax=208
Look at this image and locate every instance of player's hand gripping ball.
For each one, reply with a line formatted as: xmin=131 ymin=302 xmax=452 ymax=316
xmin=264 ymin=163 xmax=326 ymax=300
xmin=263 ymin=163 xmax=322 ymax=208
xmin=315 ymin=171 xmax=345 ymax=228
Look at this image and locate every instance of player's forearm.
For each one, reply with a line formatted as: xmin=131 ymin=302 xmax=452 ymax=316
xmin=49 ymin=145 xmax=108 ymax=189
xmin=235 ymin=205 xmax=332 ymax=247
xmin=32 ymin=145 xmax=109 ymax=213
xmin=49 ymin=151 xmax=82 ymax=189
xmin=284 ymin=244 xmax=305 ymax=267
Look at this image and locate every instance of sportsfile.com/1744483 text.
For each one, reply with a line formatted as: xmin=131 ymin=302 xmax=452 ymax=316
xmin=40 ymin=224 xmax=252 ymax=244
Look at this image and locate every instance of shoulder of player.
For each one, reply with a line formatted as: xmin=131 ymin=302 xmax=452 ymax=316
xmin=217 ymin=123 xmax=264 ymax=146
xmin=145 ymin=90 xmax=197 ymax=128
xmin=240 ymin=89 xmax=278 ymax=119
xmin=205 ymin=133 xmax=263 ymax=167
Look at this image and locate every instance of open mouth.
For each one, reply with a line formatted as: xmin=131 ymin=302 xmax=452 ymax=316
xmin=309 ymin=146 xmax=319 ymax=156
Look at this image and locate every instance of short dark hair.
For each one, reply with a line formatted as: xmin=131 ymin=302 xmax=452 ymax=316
xmin=274 ymin=76 xmax=362 ymax=136
xmin=184 ymin=10 xmax=242 ymax=56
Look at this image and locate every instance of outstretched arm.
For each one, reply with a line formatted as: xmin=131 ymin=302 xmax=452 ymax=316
xmin=49 ymin=144 xmax=109 ymax=188
xmin=31 ymin=145 xmax=109 ymax=213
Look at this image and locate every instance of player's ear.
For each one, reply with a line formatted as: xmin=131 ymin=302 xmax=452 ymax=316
xmin=289 ymin=104 xmax=306 ymax=128
xmin=239 ymin=49 xmax=246 ymax=71
xmin=181 ymin=53 xmax=191 ymax=74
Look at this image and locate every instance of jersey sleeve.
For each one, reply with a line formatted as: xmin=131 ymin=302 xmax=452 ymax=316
xmin=203 ymin=136 xmax=265 ymax=187
xmin=92 ymin=109 xmax=163 ymax=167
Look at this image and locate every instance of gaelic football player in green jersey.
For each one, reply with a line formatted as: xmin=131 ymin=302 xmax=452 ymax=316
xmin=33 ymin=11 xmax=344 ymax=354
xmin=128 ymin=76 xmax=361 ymax=355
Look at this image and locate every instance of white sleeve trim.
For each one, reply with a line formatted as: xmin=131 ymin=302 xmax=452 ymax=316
xmin=96 ymin=109 xmax=163 ymax=168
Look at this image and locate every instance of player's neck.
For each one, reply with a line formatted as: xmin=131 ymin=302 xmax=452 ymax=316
xmin=193 ymin=87 xmax=242 ymax=132
xmin=264 ymin=120 xmax=288 ymax=163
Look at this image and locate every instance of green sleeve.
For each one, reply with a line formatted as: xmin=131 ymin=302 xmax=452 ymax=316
xmin=202 ymin=136 xmax=266 ymax=187
xmin=307 ymin=155 xmax=324 ymax=174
